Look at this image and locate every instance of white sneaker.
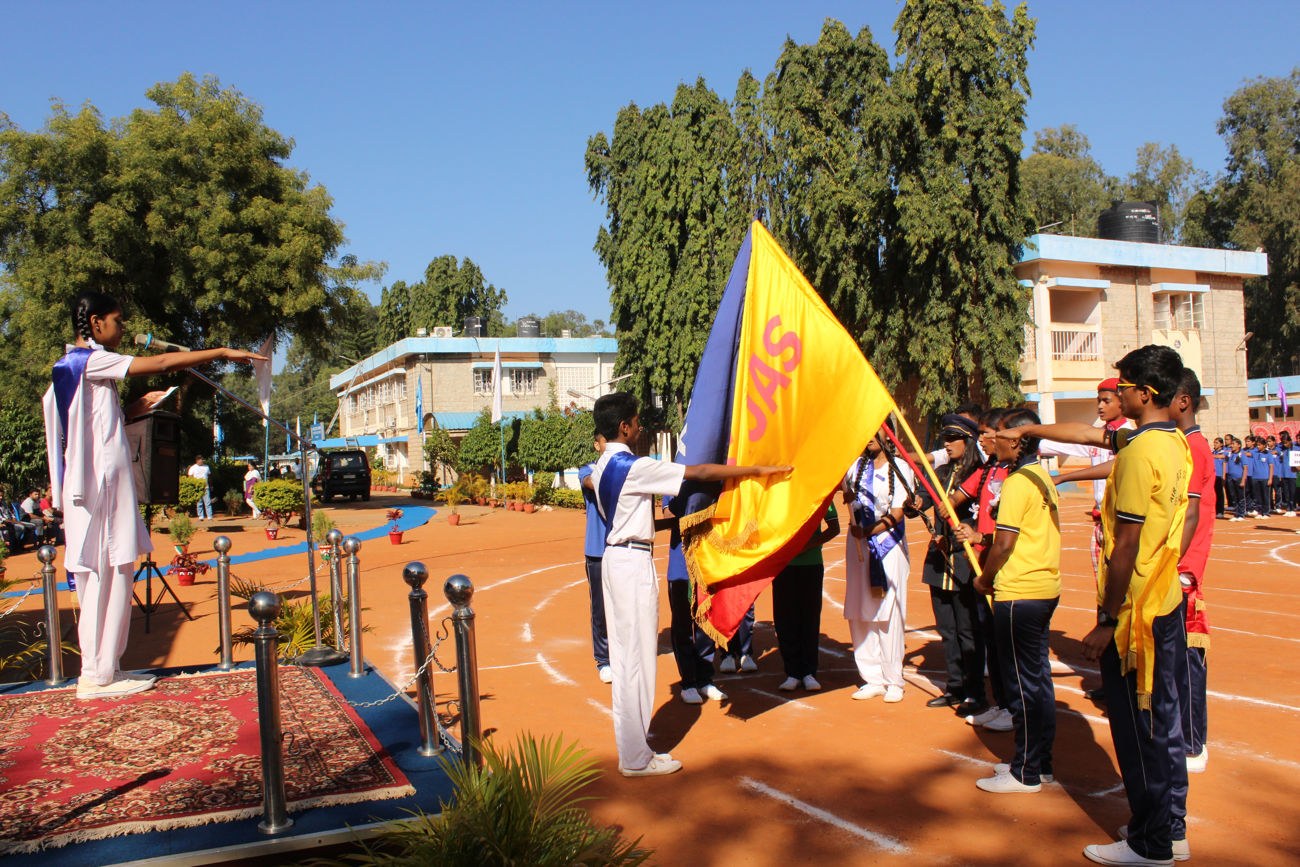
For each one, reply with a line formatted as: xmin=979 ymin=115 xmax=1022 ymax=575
xmin=802 ymin=674 xmax=822 ymax=691
xmin=995 ymin=762 xmax=1053 ymax=783
xmin=966 ymin=705 xmax=1003 ymax=726
xmin=852 ymin=684 xmax=886 ymax=700
xmin=739 ymin=654 xmax=758 ymax=672
xmin=1118 ymin=826 xmax=1189 ymax=862
xmin=620 ymin=753 xmax=682 ymax=777
xmin=598 ymin=665 xmax=613 ymax=684
xmin=681 ymin=687 xmax=704 ymax=705
xmin=1084 ymin=840 xmax=1172 ymax=866
xmin=718 ymin=656 xmax=737 ymax=673
xmin=1285 ymin=511 xmax=1296 ymax=517
xmin=976 ymin=772 xmax=1040 ymax=793
xmin=982 ymin=708 xmax=1015 ymax=731
xmin=700 ymin=683 xmax=727 ymax=701
xmin=778 ymin=676 xmax=800 ymax=691
xmin=1049 ymin=657 xmax=1071 ymax=674
xmin=77 ymin=675 xmax=155 ymax=700
xmin=1185 ymin=745 xmax=1208 ymax=773
xmin=883 ymin=685 xmax=904 ymax=703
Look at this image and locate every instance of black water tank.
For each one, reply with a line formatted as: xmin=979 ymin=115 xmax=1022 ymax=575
xmin=463 ymin=316 xmax=484 ymax=337
xmin=1098 ymin=201 xmax=1161 ymax=243
xmin=517 ymin=317 xmax=541 ymax=338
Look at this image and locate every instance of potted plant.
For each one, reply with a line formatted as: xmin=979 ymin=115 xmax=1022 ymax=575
xmin=223 ymin=488 xmax=245 ymax=517
xmin=444 ymin=479 xmax=466 ymax=526
xmin=313 ymin=509 xmax=336 ymax=560
xmin=169 ymin=512 xmax=196 ymax=556
xmin=520 ymin=481 xmax=536 ymax=514
xmin=252 ymin=479 xmax=302 ymax=540
xmin=167 ymin=548 xmax=210 ymax=587
xmin=472 ymin=475 xmax=490 ymax=506
xmin=387 ymin=508 xmax=405 ymax=544
xmin=262 ymin=510 xmax=284 ymax=540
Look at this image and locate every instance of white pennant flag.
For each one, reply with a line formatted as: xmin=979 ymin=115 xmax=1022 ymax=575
xmin=490 ymin=343 xmax=503 ymax=424
xmin=253 ymin=334 xmax=276 ymax=418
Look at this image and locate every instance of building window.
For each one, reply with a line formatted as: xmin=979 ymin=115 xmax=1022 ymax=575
xmin=512 ymin=368 xmax=539 ymax=396
xmin=1154 ymin=293 xmax=1204 ymax=330
xmin=398 ymin=379 xmax=407 ymax=400
xmin=473 ymin=369 xmax=493 ymax=396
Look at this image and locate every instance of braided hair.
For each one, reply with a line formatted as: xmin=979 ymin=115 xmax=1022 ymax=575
xmin=1000 ymin=407 xmax=1043 ymax=471
xmin=851 ymin=432 xmax=896 ymax=517
xmin=972 ymin=407 xmax=1011 ymax=496
xmin=70 ymin=291 xmax=121 ymax=342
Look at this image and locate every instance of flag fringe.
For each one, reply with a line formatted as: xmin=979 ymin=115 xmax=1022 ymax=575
xmin=1186 ymin=632 xmax=1210 ymax=651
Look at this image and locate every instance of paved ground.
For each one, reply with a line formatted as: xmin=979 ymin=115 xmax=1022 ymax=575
xmin=5 ymin=488 xmax=1299 ymax=865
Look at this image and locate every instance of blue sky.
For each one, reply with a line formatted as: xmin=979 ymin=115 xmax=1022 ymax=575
xmin=3 ymin=1 xmax=1297 ymax=329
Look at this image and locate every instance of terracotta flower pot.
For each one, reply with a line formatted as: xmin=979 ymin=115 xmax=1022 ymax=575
xmin=523 ymin=503 xmax=536 ymax=514
xmin=265 ymin=527 xmax=279 ymax=540
xmin=448 ymin=513 xmax=461 ymax=526
xmin=389 ymin=531 xmax=403 ymax=545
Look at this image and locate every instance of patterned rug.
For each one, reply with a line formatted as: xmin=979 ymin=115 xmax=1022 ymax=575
xmin=0 ymin=667 xmax=414 ymax=854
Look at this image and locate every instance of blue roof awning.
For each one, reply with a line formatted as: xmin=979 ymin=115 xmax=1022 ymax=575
xmin=470 ymin=361 xmax=545 ymax=370
xmin=431 ymin=411 xmax=532 ymax=430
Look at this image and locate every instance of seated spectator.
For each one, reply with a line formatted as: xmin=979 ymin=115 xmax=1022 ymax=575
xmin=3 ymin=502 xmax=37 ymax=551
xmin=21 ymin=488 xmax=62 ymax=545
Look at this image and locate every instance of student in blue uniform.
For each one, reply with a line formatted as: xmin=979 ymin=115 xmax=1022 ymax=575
xmin=1211 ymin=438 xmax=1226 ymax=519
xmin=1280 ymin=431 xmax=1298 ymax=516
xmin=1223 ymin=437 xmax=1247 ymax=521
xmin=578 ymin=434 xmax=612 ymax=684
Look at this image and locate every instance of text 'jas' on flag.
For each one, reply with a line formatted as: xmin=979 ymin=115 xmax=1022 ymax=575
xmin=675 ymin=220 xmax=896 ymax=642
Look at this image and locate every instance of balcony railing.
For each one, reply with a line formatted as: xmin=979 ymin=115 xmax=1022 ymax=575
xmin=1051 ymin=328 xmax=1100 ymax=362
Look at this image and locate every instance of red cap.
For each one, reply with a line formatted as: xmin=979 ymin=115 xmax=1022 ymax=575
xmin=1097 ymin=377 xmax=1120 ymax=392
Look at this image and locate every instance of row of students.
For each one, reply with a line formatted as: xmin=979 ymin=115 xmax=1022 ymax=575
xmin=1213 ymin=432 xmax=1299 ymax=519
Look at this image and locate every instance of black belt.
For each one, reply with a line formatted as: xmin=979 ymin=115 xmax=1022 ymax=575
xmin=609 ymin=540 xmax=653 ymax=552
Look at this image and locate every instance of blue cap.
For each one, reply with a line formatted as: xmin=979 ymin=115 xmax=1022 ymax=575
xmin=938 ymin=414 xmax=979 ymax=439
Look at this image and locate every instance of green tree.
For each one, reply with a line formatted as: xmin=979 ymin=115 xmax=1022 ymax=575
xmin=516 ymin=409 xmax=577 ymax=474
xmin=377 ymin=255 xmax=508 ymax=344
xmin=587 ymin=78 xmax=742 ymax=429
xmin=0 ymin=398 xmax=47 ymax=499
xmin=889 ymin=0 xmax=1037 ymax=414
xmin=0 ymin=74 xmax=381 ymax=409
xmin=1123 ymin=143 xmax=1207 ymax=244
xmin=1202 ymin=68 xmax=1300 ymax=376
xmin=422 ymin=427 xmax=459 ymax=486
xmin=1021 ymin=124 xmax=1119 ymax=237
xmin=456 ymin=408 xmax=518 ymax=478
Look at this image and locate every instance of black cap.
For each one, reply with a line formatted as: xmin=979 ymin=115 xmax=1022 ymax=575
xmin=938 ymin=413 xmax=979 ymax=439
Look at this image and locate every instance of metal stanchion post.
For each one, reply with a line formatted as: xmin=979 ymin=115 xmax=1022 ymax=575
xmin=214 ymin=536 xmax=234 ymax=670
xmin=37 ymin=546 xmax=65 ymax=686
xmin=445 ymin=574 xmax=481 ymax=768
xmin=325 ymin=528 xmax=345 ymax=651
xmin=404 ymin=562 xmax=443 ymax=756
xmin=344 ymin=537 xmax=364 ymax=678
xmin=250 ymin=591 xmax=293 ymax=835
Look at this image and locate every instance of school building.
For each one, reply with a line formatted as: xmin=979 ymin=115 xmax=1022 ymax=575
xmin=1246 ymin=374 xmax=1300 ymax=439
xmin=1015 ymin=233 xmax=1268 ymax=437
xmin=325 ymin=333 xmax=618 ymax=481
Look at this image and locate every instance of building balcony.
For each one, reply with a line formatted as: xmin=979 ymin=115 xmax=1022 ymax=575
xmin=1021 ymin=323 xmax=1105 ymax=387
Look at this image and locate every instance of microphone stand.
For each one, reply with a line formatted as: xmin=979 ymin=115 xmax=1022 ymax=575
xmin=186 ymin=366 xmax=347 ymax=667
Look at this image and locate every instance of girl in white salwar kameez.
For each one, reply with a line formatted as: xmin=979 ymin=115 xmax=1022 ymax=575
xmin=43 ymin=291 xmax=266 ymax=699
xmin=843 ymin=434 xmax=913 ymax=703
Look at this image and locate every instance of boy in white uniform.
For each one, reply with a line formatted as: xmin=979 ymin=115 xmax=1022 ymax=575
xmin=590 ymin=393 xmax=788 ymax=776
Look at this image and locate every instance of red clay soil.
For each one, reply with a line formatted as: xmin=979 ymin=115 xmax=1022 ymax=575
xmin=5 ymin=489 xmax=1299 ymax=865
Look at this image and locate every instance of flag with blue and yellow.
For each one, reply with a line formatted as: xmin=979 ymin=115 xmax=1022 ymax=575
xmin=677 ymin=221 xmax=896 ymax=642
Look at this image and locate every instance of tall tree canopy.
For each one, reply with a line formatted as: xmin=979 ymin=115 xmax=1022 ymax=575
xmin=587 ymin=2 xmax=1040 ymax=420
xmin=0 ymin=74 xmax=381 ymax=407
xmin=376 ymin=254 xmax=508 ymax=344
xmin=1021 ymin=124 xmax=1118 ymax=237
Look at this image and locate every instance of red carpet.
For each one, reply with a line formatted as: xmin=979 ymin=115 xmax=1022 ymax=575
xmin=0 ymin=667 xmax=414 ymax=854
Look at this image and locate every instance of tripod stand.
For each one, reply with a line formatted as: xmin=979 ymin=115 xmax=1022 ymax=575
xmin=132 ymin=555 xmax=193 ymax=633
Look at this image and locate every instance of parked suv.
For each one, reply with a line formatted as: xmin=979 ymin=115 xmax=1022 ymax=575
xmin=312 ymin=450 xmax=371 ymax=501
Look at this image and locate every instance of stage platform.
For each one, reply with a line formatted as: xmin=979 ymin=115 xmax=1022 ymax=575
xmin=0 ymin=660 xmax=456 ymax=866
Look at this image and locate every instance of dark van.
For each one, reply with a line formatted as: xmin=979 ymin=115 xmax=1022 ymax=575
xmin=312 ymin=450 xmax=371 ymax=501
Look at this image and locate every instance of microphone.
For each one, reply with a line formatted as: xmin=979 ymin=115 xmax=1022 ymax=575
xmin=134 ymin=333 xmax=191 ymax=353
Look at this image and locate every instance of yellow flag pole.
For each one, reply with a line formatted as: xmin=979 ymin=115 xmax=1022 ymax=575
xmin=885 ymin=409 xmax=984 ymax=580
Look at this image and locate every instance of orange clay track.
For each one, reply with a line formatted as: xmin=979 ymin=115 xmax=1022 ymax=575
xmin=5 ymin=488 xmax=1300 ymax=865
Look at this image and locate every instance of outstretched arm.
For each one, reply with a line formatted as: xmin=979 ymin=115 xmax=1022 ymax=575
xmin=999 ymin=422 xmax=1109 ymax=449
xmin=127 ymin=347 xmax=267 ymax=377
xmin=683 ymin=463 xmax=791 ymax=482
xmin=1055 ymin=459 xmax=1115 ymax=485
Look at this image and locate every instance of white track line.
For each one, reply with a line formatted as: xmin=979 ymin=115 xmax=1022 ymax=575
xmin=586 ymin=697 xmax=613 ymax=719
xmin=536 ymin=652 xmax=577 ymax=686
xmin=740 ymin=776 xmax=910 ymax=854
xmin=479 ymin=659 xmax=544 ymax=671
xmin=747 ymin=688 xmax=816 ymax=711
xmin=521 ymin=622 xmax=533 ymax=643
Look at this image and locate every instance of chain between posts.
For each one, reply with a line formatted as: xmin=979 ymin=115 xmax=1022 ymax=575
xmin=339 ymin=616 xmax=457 ymax=709
xmin=0 ymin=574 xmax=40 ymax=621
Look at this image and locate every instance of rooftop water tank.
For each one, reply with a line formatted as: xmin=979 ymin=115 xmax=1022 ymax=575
xmin=463 ymin=316 xmax=484 ymax=337
xmin=1098 ymin=201 xmax=1161 ymax=243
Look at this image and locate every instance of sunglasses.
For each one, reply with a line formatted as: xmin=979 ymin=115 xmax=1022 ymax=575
xmin=1115 ymin=381 xmax=1158 ymax=395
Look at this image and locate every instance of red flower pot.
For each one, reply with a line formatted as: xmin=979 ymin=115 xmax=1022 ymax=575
xmin=389 ymin=531 xmax=403 ymax=545
xmin=174 ymin=567 xmax=196 ymax=587
xmin=448 ymin=513 xmax=461 ymax=526
xmin=523 ymin=503 xmax=535 ymax=514
xmin=265 ymin=527 xmax=279 ymax=540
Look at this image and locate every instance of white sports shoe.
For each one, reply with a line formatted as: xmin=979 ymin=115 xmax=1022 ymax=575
xmin=598 ymin=665 xmax=613 ymax=684
xmin=1083 ymin=840 xmax=1173 ymax=866
xmin=1118 ymin=825 xmax=1189 ymax=862
xmin=700 ymin=683 xmax=727 ymax=701
xmin=995 ymin=762 xmax=1053 ymax=783
xmin=976 ymin=772 xmax=1040 ymax=793
xmin=801 ymin=675 xmax=822 ymax=691
xmin=883 ymin=685 xmax=904 ymax=703
xmin=983 ymin=708 xmax=1015 ymax=731
xmin=620 ymin=753 xmax=682 ymax=777
xmin=739 ymin=654 xmax=758 ymax=672
xmin=77 ymin=675 xmax=155 ymax=700
xmin=966 ymin=705 xmax=1003 ymax=726
xmin=681 ymin=687 xmax=704 ymax=705
xmin=718 ymin=656 xmax=738 ymax=673
xmin=852 ymin=684 xmax=886 ymax=700
xmin=778 ymin=676 xmax=800 ymax=691
xmin=1185 ymin=746 xmax=1208 ymax=773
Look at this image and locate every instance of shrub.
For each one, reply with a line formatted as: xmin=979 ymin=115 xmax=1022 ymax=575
xmin=548 ymin=488 xmax=585 ymax=510
xmin=228 ymin=577 xmax=367 ymax=659
xmin=320 ymin=733 xmax=651 ymax=867
xmin=312 ymin=508 xmax=335 ymax=538
xmin=252 ymin=479 xmax=304 ymax=524
xmin=169 ymin=512 xmax=197 ymax=547
xmin=223 ymin=489 xmax=245 ymax=516
xmin=178 ymin=476 xmax=207 ymax=510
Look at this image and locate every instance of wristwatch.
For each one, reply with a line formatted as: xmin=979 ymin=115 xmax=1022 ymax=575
xmin=1096 ymin=609 xmax=1120 ymax=629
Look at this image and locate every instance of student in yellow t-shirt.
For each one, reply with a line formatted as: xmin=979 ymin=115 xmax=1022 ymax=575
xmin=1082 ymin=345 xmax=1191 ymax=867
xmin=972 ymin=408 xmax=1061 ymax=794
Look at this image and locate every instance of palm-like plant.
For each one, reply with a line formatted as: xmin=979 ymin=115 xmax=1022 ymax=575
xmin=0 ymin=568 xmax=79 ymax=680
xmin=228 ymin=576 xmax=369 ymax=660
xmin=316 ymin=733 xmax=652 ymax=867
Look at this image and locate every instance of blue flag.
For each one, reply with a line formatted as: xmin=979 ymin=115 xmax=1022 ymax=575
xmin=416 ymin=376 xmax=425 ymax=433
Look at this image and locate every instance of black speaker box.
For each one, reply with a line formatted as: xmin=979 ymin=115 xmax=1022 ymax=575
xmin=125 ymin=410 xmax=182 ymax=505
